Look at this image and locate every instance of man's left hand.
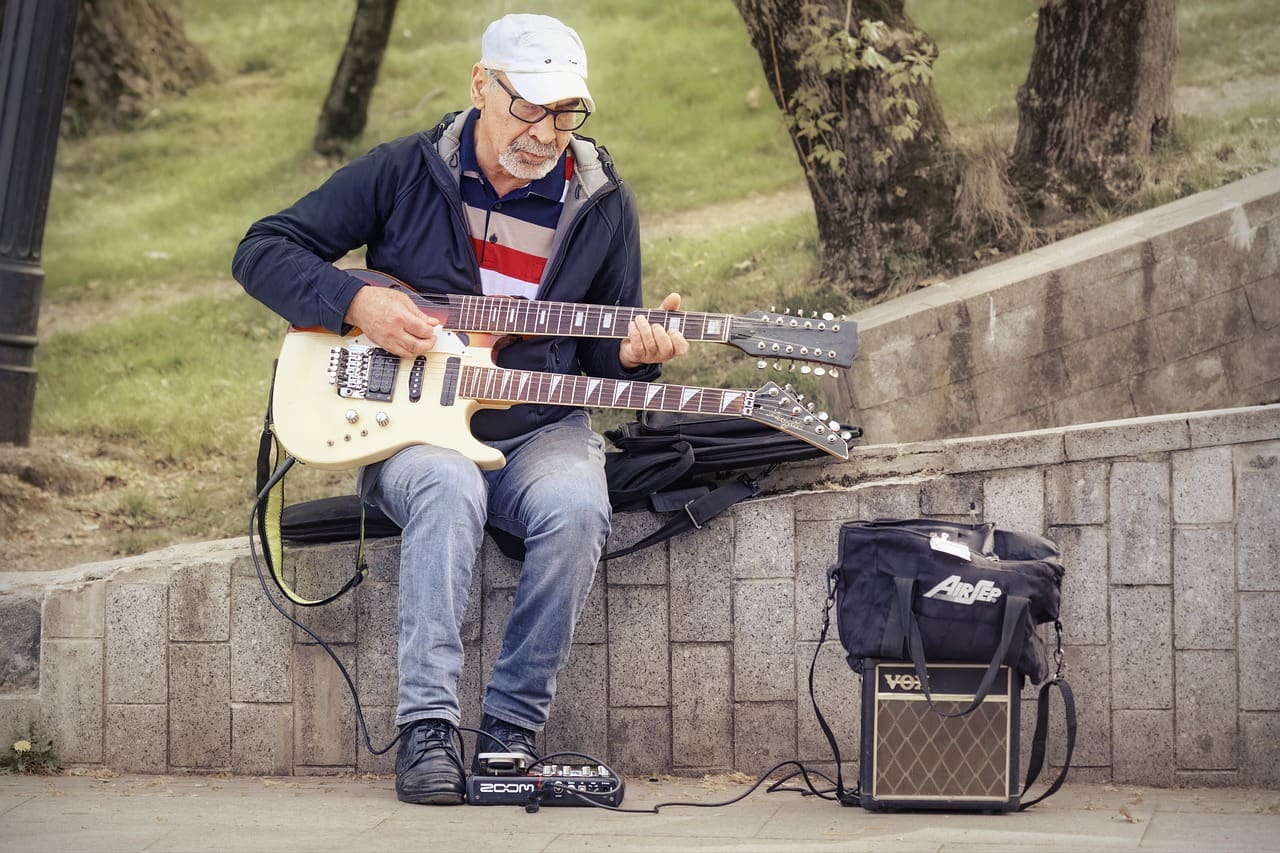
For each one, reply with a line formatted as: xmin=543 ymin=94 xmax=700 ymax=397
xmin=619 ymin=292 xmax=690 ymax=369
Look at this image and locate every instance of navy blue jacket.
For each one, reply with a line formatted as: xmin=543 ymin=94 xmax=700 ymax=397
xmin=232 ymin=109 xmax=657 ymax=441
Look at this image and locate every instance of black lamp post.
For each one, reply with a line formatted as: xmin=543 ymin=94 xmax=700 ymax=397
xmin=0 ymin=0 xmax=79 ymax=444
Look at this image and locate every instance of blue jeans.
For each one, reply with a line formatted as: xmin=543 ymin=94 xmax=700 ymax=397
xmin=359 ymin=410 xmax=609 ymax=732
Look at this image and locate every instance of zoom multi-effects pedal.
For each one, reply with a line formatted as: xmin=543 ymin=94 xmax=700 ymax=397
xmin=466 ymin=753 xmax=624 ymax=807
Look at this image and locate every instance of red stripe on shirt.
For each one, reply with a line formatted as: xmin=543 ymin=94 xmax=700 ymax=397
xmin=470 ymin=237 xmax=549 ymax=283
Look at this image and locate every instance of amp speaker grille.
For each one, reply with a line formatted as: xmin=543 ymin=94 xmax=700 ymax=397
xmin=861 ymin=661 xmax=1019 ymax=810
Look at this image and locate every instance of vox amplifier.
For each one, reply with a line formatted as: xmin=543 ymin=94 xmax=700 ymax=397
xmin=859 ymin=659 xmax=1022 ymax=812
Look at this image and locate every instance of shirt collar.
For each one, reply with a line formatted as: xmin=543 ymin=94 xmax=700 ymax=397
xmin=458 ymin=110 xmax=568 ymax=202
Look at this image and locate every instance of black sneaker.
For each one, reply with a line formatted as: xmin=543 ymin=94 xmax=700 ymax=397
xmin=395 ymin=718 xmax=466 ymax=805
xmin=472 ymin=713 xmax=539 ymax=776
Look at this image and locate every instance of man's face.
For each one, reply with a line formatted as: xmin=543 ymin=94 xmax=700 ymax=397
xmin=471 ymin=67 xmax=579 ymax=183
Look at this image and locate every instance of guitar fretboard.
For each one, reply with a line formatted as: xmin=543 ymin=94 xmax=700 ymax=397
xmin=459 ymin=364 xmax=753 ymax=416
xmin=434 ymin=295 xmax=734 ymax=344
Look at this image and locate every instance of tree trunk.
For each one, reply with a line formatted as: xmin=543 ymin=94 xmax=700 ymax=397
xmin=61 ymin=0 xmax=213 ymax=136
xmin=734 ymin=0 xmax=952 ymax=300
xmin=314 ymin=0 xmax=399 ymax=157
xmin=1012 ymin=0 xmax=1178 ymax=203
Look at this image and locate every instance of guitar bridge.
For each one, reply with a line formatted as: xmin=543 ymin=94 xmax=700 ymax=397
xmin=328 ymin=343 xmax=399 ymax=401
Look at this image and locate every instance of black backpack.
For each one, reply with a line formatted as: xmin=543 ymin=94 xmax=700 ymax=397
xmin=270 ymin=410 xmax=860 ymax=566
xmin=596 ymin=410 xmax=860 ymax=558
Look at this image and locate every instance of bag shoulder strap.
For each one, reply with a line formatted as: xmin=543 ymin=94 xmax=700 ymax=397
xmin=602 ymin=474 xmax=761 ymax=561
xmin=807 ymin=568 xmax=860 ymax=805
xmin=1018 ymin=675 xmax=1076 ymax=808
xmin=1019 ymin=624 xmax=1076 ymax=809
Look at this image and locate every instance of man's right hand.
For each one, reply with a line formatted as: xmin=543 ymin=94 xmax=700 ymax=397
xmin=343 ymin=286 xmax=441 ymax=358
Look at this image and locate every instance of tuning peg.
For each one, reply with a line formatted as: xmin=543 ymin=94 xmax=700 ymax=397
xmin=806 ymin=401 xmax=816 ymax=412
xmin=822 ymin=312 xmax=835 ymax=321
xmin=817 ymin=411 xmax=829 ymax=421
xmin=811 ymin=311 xmax=818 ymax=318
xmin=840 ymin=430 xmax=853 ymax=441
xmin=800 ymin=365 xmax=812 ymax=375
xmin=814 ymin=367 xmax=826 ymax=377
xmin=773 ymin=361 xmax=784 ymax=370
xmin=756 ymin=359 xmax=767 ymax=370
xmin=783 ymin=383 xmax=795 ymax=391
xmin=828 ymin=368 xmax=839 ymax=378
xmin=784 ymin=307 xmax=791 ymax=315
xmin=828 ymin=419 xmax=840 ymax=431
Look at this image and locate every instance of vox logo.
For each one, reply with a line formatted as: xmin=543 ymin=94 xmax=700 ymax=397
xmin=883 ymin=673 xmax=922 ymax=691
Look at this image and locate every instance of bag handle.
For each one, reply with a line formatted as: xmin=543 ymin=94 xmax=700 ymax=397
xmin=895 ymin=576 xmax=1029 ymax=717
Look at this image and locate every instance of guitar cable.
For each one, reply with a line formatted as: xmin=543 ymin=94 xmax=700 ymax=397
xmin=248 ymin=461 xmax=847 ymax=812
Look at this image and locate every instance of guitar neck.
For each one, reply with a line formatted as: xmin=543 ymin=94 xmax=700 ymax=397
xmin=436 ymin=294 xmax=734 ymax=344
xmin=349 ymin=268 xmax=858 ymax=369
xmin=460 ymin=363 xmax=750 ymax=416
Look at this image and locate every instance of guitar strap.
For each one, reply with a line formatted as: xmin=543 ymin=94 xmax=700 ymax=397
xmin=254 ymin=360 xmax=369 ymax=607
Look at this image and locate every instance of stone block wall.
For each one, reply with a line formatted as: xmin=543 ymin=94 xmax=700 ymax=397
xmin=832 ymin=168 xmax=1280 ymax=444
xmin=2 ymin=404 xmax=1277 ymax=788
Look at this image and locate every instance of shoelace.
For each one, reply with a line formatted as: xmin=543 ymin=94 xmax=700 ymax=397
xmin=488 ymin=722 xmax=538 ymax=758
xmin=406 ymin=721 xmax=465 ymax=772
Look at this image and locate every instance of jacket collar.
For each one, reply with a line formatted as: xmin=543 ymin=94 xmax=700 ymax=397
xmin=431 ymin=108 xmax=610 ymax=198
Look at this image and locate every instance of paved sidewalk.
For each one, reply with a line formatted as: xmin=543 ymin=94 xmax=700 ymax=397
xmin=2 ymin=773 xmax=1278 ymax=852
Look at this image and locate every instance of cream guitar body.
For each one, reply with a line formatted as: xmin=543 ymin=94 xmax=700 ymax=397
xmin=270 ymin=327 xmax=852 ymax=471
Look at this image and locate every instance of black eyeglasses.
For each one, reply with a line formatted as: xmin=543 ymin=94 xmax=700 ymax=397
xmin=491 ymin=74 xmax=591 ymax=132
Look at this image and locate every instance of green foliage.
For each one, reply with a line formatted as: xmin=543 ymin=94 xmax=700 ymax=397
xmin=782 ymin=3 xmax=936 ymax=174
xmin=1 ymin=724 xmax=60 ymax=775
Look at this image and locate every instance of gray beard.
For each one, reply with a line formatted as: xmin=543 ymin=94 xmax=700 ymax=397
xmin=498 ymin=138 xmax=560 ymax=181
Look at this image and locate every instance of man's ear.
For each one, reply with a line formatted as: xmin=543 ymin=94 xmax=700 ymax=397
xmin=469 ymin=64 xmax=487 ymax=110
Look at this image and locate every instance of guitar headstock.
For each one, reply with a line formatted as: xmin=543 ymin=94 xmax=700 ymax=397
xmin=746 ymin=381 xmax=853 ymax=459
xmin=729 ymin=310 xmax=858 ymax=369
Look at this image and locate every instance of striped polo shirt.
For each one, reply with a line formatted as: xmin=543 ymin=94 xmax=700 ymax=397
xmin=458 ymin=113 xmax=570 ymax=300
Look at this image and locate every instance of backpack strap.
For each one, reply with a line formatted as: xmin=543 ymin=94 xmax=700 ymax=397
xmin=254 ymin=362 xmax=368 ymax=607
xmin=602 ymin=474 xmax=762 ymax=561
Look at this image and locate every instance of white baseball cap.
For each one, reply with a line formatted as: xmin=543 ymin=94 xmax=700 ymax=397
xmin=480 ymin=14 xmax=594 ymax=112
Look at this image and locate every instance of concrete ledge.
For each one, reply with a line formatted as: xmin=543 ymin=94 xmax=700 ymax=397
xmin=3 ymin=404 xmax=1278 ymax=785
xmin=834 ymin=168 xmax=1280 ymax=444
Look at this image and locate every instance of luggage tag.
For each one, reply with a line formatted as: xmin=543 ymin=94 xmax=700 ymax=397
xmin=929 ymin=532 xmax=972 ymax=561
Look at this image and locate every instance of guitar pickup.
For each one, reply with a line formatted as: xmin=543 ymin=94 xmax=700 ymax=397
xmin=408 ymin=356 xmax=426 ymax=402
xmin=330 ymin=344 xmax=398 ymax=402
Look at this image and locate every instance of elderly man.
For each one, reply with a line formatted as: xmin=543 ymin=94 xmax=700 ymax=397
xmin=233 ymin=14 xmax=686 ymax=804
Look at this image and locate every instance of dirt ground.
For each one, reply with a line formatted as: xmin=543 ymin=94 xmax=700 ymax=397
xmin=0 ymin=435 xmax=181 ymax=573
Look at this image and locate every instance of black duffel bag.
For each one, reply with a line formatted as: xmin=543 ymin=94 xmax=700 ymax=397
xmin=829 ymin=518 xmax=1064 ymax=715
